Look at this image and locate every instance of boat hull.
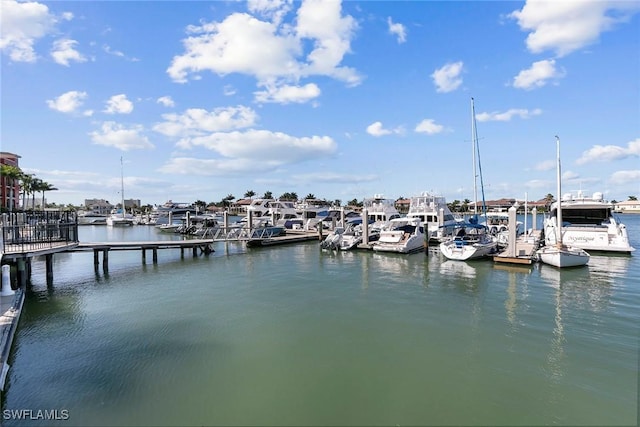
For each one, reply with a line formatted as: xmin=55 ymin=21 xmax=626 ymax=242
xmin=439 ymin=240 xmax=496 ymax=261
xmin=537 ymin=245 xmax=590 ymax=268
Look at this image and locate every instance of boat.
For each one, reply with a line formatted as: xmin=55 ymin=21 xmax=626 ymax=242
xmin=482 ymin=210 xmax=523 ymax=249
xmin=405 ymin=191 xmax=458 ymax=243
xmin=439 ymin=221 xmax=498 ymax=261
xmin=538 ymin=136 xmax=590 ymax=268
xmin=371 ymin=217 xmax=425 ymax=254
xmin=152 ymin=201 xmax=199 ymax=226
xmin=362 ymin=195 xmax=401 ymax=230
xmin=543 ymin=191 xmax=635 ymax=253
xmin=440 ymin=98 xmax=497 ymax=260
xmin=106 ymin=157 xmax=134 ymax=227
xmin=77 ymin=211 xmax=108 ymax=225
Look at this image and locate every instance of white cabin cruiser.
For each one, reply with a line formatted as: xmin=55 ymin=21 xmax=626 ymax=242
xmin=406 ymin=192 xmax=458 ymax=243
xmin=372 ymin=217 xmax=425 ymax=254
xmin=543 ymin=191 xmax=635 ymax=253
xmin=439 ymin=221 xmax=497 ymax=261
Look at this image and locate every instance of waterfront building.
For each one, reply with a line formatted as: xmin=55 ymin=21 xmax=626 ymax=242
xmin=0 ymin=152 xmax=21 ymax=211
xmin=614 ymin=200 xmax=640 ymax=214
xmin=84 ymin=199 xmax=114 ymax=215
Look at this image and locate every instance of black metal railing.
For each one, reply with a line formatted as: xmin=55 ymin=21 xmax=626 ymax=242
xmin=1 ymin=211 xmax=79 ymax=253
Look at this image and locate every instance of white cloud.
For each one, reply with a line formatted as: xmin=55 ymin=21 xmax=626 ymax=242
xmin=51 ymin=38 xmax=86 ymax=66
xmin=153 ymin=106 xmax=258 ymax=138
xmin=103 ymin=44 xmax=139 ymax=62
xmin=366 ymin=121 xmax=403 ymax=137
xmin=292 ymin=172 xmax=377 ymax=183
xmin=176 ymin=129 xmax=336 ymax=163
xmin=431 ymin=61 xmax=463 ymax=93
xmin=167 ymin=0 xmax=362 ymax=96
xmin=414 ymin=119 xmax=444 ymax=135
xmin=387 ymin=17 xmax=407 ymax=44
xmin=609 ymin=170 xmax=640 ymax=185
xmin=254 ymin=82 xmax=321 ymax=104
xmin=89 ymin=121 xmax=154 ymax=151
xmin=509 ymin=0 xmax=640 ymax=57
xmin=562 ymin=170 xmax=580 ymax=181
xmin=247 ymin=0 xmax=293 ymax=26
xmin=476 ymin=108 xmax=542 ymax=122
xmin=157 ymin=96 xmax=175 ymax=108
xmin=223 ymin=85 xmax=237 ymax=96
xmin=157 ymin=129 xmax=337 ymax=176
xmin=46 ymin=90 xmax=88 ymax=113
xmin=104 ymin=94 xmax=134 ymax=114
xmin=0 ymin=0 xmax=57 ymax=62
xmin=103 ymin=44 xmax=124 ymax=57
xmin=534 ymin=159 xmax=555 ymax=171
xmin=512 ymin=59 xmax=565 ymax=90
xmin=576 ymin=138 xmax=640 ymax=164
xmin=158 ymin=157 xmax=280 ymax=176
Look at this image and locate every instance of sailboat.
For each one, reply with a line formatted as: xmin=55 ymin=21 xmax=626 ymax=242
xmin=440 ymin=98 xmax=497 ymax=261
xmin=537 ymin=136 xmax=589 ymax=268
xmin=106 ymin=157 xmax=135 ymax=227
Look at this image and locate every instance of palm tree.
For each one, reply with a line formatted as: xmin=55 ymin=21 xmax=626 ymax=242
xmin=38 ymin=181 xmax=58 ymax=210
xmin=1 ymin=164 xmax=24 ymax=212
xmin=305 ymin=193 xmax=315 ymax=200
xmin=244 ymin=190 xmax=256 ymax=200
xmin=629 ymin=196 xmax=638 ymax=201
xmin=19 ymin=172 xmax=34 ymax=210
xmin=263 ymin=191 xmax=273 ymax=199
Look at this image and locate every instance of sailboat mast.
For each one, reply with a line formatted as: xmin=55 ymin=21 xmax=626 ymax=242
xmin=120 ymin=156 xmax=125 ymax=219
xmin=471 ymin=98 xmax=478 ymax=215
xmin=555 ymin=136 xmax=562 ymax=245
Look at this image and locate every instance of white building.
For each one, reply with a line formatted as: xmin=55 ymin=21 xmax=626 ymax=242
xmin=614 ymin=200 xmax=640 ymax=214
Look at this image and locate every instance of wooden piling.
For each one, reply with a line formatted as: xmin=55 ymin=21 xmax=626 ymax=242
xmin=142 ymin=248 xmax=146 ymax=264
xmin=152 ymin=249 xmax=158 ymax=263
xmin=103 ymin=249 xmax=109 ymax=271
xmin=45 ymin=254 xmax=53 ymax=286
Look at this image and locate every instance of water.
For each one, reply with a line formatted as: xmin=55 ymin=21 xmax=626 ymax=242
xmin=3 ymin=216 xmax=639 ymax=426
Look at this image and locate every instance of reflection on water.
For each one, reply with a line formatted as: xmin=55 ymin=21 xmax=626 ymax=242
xmin=4 ymin=221 xmax=639 ymax=426
xmin=439 ymin=259 xmax=478 ymax=279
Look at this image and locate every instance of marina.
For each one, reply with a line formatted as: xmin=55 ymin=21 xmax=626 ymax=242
xmin=0 ymin=214 xmax=637 ymax=425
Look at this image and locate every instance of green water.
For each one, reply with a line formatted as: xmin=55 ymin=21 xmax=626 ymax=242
xmin=3 ymin=219 xmax=639 ymax=426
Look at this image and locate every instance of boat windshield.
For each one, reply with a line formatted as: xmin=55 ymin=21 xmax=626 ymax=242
xmin=561 ymin=208 xmax=611 ymax=224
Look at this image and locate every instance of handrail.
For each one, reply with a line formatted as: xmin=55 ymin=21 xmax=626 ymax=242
xmin=0 ymin=211 xmax=79 ymax=253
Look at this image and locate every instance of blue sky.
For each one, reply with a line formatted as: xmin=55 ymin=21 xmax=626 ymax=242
xmin=2 ymin=0 xmax=639 ymax=207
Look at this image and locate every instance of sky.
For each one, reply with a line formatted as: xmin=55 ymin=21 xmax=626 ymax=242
xmin=1 ymin=0 xmax=639 ymax=207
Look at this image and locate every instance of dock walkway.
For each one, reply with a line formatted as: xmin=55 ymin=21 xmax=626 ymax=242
xmin=493 ymin=230 xmax=543 ymax=265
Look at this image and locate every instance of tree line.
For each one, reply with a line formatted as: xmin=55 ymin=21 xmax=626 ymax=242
xmin=0 ymin=164 xmax=57 ymax=213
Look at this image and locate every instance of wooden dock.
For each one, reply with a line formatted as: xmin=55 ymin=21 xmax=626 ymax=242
xmin=493 ymin=230 xmax=543 ymax=265
xmin=70 ymin=239 xmax=215 ymax=268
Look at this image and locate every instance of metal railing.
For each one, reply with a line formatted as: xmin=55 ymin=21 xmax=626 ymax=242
xmin=0 ymin=211 xmax=79 ymax=253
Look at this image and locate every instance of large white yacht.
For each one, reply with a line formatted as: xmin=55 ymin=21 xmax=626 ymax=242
xmin=371 ymin=217 xmax=425 ymax=254
xmin=405 ymin=192 xmax=458 ymax=242
xmin=362 ymin=194 xmax=401 ymax=230
xmin=543 ymin=191 xmax=635 ymax=253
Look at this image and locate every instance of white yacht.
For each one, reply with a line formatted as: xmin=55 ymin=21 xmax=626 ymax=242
xmin=371 ymin=217 xmax=425 ymax=254
xmin=405 ymin=192 xmax=458 ymax=242
xmin=439 ymin=222 xmax=497 ymax=261
xmin=153 ymin=201 xmax=199 ymax=226
xmin=362 ymin=194 xmax=401 ymax=230
xmin=543 ymin=191 xmax=635 ymax=253
xmin=77 ymin=211 xmax=108 ymax=225
xmin=106 ymin=208 xmax=135 ymax=227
